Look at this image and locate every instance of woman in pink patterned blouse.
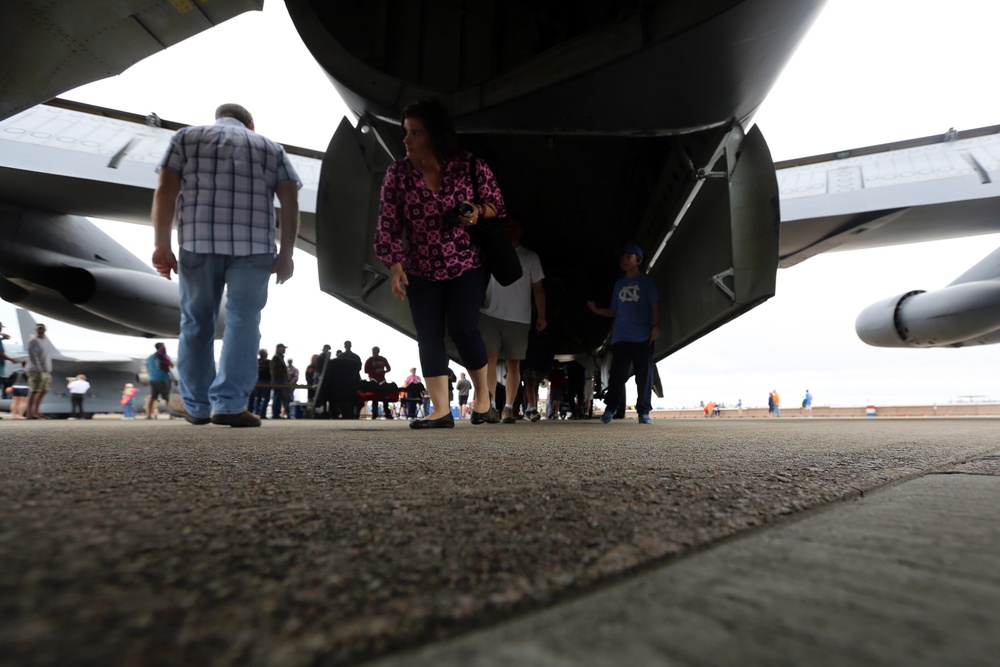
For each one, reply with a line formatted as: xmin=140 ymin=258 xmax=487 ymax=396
xmin=374 ymin=99 xmax=505 ymax=430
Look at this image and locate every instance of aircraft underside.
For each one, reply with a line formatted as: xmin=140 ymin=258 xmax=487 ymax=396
xmin=15 ymin=0 xmax=1000 ymax=375
xmin=287 ymin=0 xmax=827 ymax=369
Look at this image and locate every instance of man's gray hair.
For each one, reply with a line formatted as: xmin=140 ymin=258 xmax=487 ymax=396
xmin=215 ymin=103 xmax=253 ymax=127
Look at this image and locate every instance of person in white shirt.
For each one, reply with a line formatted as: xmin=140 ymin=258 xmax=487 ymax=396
xmin=66 ymin=374 xmax=91 ymax=420
xmin=478 ymin=218 xmax=547 ymax=424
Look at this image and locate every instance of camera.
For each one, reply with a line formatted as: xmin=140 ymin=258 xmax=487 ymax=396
xmin=444 ymin=202 xmax=475 ymax=227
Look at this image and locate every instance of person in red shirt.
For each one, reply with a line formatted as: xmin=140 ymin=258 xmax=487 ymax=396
xmin=364 ymin=346 xmax=392 ymax=419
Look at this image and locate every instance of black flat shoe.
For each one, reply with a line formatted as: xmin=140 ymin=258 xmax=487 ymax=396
xmin=409 ymin=413 xmax=455 ymax=429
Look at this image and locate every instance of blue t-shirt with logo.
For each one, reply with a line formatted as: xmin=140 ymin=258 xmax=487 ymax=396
xmin=610 ymin=273 xmax=660 ymax=344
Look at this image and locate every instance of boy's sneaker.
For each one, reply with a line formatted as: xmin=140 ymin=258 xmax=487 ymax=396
xmin=528 ymin=409 xmax=541 ymax=423
xmin=638 ymin=414 xmax=654 ymax=424
xmin=600 ymin=411 xmax=614 ymax=424
xmin=501 ymin=407 xmax=516 ymax=424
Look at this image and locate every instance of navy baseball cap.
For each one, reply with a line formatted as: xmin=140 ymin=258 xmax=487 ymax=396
xmin=622 ymin=243 xmax=643 ymax=261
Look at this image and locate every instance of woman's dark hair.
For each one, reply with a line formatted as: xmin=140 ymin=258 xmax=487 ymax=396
xmin=401 ymin=98 xmax=459 ymax=163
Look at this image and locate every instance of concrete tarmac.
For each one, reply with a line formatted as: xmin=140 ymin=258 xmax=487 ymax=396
xmin=1 ymin=417 xmax=998 ymax=666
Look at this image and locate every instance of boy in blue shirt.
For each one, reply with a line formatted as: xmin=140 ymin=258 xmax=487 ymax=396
xmin=587 ymin=243 xmax=661 ymax=424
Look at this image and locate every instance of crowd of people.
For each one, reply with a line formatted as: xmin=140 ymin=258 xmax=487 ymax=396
xmin=2 ymin=99 xmax=664 ymax=427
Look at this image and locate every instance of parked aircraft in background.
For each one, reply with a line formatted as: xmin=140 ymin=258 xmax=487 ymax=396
xmin=0 ymin=309 xmax=159 ymax=418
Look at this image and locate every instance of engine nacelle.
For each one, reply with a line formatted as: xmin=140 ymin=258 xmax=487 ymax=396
xmin=60 ymin=266 xmax=185 ymax=337
xmin=856 ymin=281 xmax=1000 ymax=347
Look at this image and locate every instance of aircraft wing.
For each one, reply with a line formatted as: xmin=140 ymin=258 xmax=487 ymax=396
xmin=0 ymin=0 xmax=263 ymax=122
xmin=775 ymin=126 xmax=1000 ymax=350
xmin=0 ymin=100 xmax=320 ymax=336
xmin=776 ymin=125 xmax=1000 ymax=268
xmin=0 ymin=100 xmax=320 ymax=252
xmin=14 ymin=309 xmax=140 ymax=367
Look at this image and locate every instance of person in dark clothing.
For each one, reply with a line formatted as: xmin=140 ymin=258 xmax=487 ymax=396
xmin=564 ymin=359 xmax=586 ymax=419
xmin=363 ymin=346 xmax=393 ymax=419
xmin=251 ymin=349 xmax=271 ymax=418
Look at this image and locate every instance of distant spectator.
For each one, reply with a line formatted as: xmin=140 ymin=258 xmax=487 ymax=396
xmin=66 ymin=374 xmax=90 ymax=420
xmin=121 ymin=383 xmax=139 ymax=420
xmin=364 ymin=346 xmax=393 ymax=420
xmin=521 ymin=314 xmax=553 ymax=422
xmin=26 ymin=322 xmax=53 ymax=420
xmin=270 ymin=344 xmax=291 ymax=418
xmin=0 ymin=320 xmax=18 ymax=370
xmin=304 ymin=355 xmax=321 ymax=407
xmin=404 ymin=367 xmax=421 ymax=386
xmin=803 ymin=389 xmax=812 ymax=416
xmin=455 ymin=372 xmax=472 ymax=419
xmin=316 ymin=344 xmax=332 ymax=378
xmin=251 ymin=349 xmax=271 ymax=418
xmin=546 ymin=365 xmax=566 ymax=419
xmin=6 ymin=361 xmax=29 ymax=419
xmin=341 ymin=341 xmax=362 ymax=367
xmin=144 ymin=342 xmax=173 ymax=419
xmin=564 ymin=360 xmax=585 ymax=419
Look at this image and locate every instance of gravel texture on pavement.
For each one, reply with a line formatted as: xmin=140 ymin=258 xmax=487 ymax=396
xmin=1 ymin=417 xmax=996 ymax=666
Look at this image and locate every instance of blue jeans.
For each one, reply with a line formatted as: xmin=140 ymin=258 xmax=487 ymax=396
xmin=178 ymin=249 xmax=273 ymax=417
xmin=603 ymin=340 xmax=654 ymax=416
xmin=250 ymin=386 xmax=270 ymax=418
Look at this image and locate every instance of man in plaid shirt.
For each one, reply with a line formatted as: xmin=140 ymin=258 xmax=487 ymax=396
xmin=152 ymin=103 xmax=300 ymax=427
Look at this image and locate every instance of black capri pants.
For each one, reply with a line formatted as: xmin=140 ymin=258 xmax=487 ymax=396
xmin=406 ymin=267 xmax=489 ymax=378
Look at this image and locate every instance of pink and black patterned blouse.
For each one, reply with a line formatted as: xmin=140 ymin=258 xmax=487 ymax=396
xmin=374 ymin=151 xmax=506 ymax=281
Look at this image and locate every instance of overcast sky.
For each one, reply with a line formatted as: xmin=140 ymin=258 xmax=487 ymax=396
xmin=4 ymin=0 xmax=1000 ymax=409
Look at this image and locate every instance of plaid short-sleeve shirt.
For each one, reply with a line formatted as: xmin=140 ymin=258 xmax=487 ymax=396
xmin=158 ymin=117 xmax=301 ymax=256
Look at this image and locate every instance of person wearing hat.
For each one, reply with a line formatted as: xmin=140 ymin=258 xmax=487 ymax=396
xmin=66 ymin=374 xmax=91 ymax=420
xmin=25 ymin=323 xmax=54 ymax=419
xmin=269 ymin=343 xmax=291 ymax=418
xmin=0 ymin=320 xmax=17 ymax=366
xmin=120 ymin=382 xmax=139 ymax=420
xmin=587 ymin=243 xmax=662 ymax=425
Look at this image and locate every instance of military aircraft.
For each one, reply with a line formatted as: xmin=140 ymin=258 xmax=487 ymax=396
xmin=0 ymin=1 xmax=826 ymax=372
xmin=3 ymin=1 xmax=1000 ymax=384
xmin=0 ymin=309 xmax=158 ymax=418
